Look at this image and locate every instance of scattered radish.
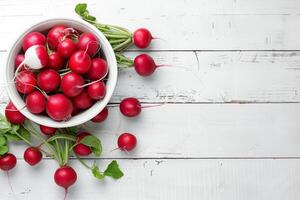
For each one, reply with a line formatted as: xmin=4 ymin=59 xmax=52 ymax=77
xmin=40 ymin=125 xmax=57 ymax=136
xmin=77 ymin=32 xmax=100 ymax=57
xmin=25 ymin=91 xmax=46 ymax=114
xmin=46 ymin=94 xmax=73 ymax=121
xmin=5 ymin=102 xmax=26 ymax=124
xmin=69 ymin=50 xmax=91 ymax=74
xmin=57 ymin=38 xmax=77 ymax=58
xmin=16 ymin=70 xmax=37 ymax=94
xmin=22 ymin=32 xmax=46 ymax=51
xmin=87 ymin=82 xmax=106 ymax=100
xmin=47 ymin=25 xmax=67 ymax=50
xmin=91 ymin=107 xmax=108 ymax=123
xmin=72 ymin=89 xmax=94 ymax=110
xmin=133 ymin=28 xmax=153 ymax=48
xmin=0 ymin=153 xmax=17 ymax=171
xmin=134 ymin=54 xmax=156 ymax=76
xmin=37 ymin=69 xmax=61 ymax=92
xmin=73 ymin=132 xmax=92 ymax=156
xmin=23 ymin=147 xmax=42 ymax=166
xmin=119 ymin=97 xmax=141 ymax=117
xmin=48 ymin=52 xmax=64 ymax=70
xmin=54 ymin=166 xmax=77 ymax=198
xmin=87 ymin=58 xmax=108 ymax=81
xmin=61 ymin=72 xmax=85 ymax=97
xmin=117 ymin=133 xmax=137 ymax=151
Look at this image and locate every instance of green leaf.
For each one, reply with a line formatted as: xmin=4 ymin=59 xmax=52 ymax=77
xmin=65 ymin=126 xmax=78 ymax=135
xmin=0 ymin=135 xmax=6 ymax=146
xmin=0 ymin=114 xmax=11 ymax=134
xmin=80 ymin=135 xmax=102 ymax=156
xmin=17 ymin=126 xmax=30 ymax=141
xmin=104 ymin=160 xmax=124 ymax=179
xmin=11 ymin=124 xmax=20 ymax=132
xmin=75 ymin=3 xmax=87 ymax=15
xmin=91 ymin=165 xmax=105 ymax=180
xmin=47 ymin=134 xmax=77 ymax=142
xmin=4 ymin=133 xmax=22 ymax=141
xmin=0 ymin=146 xmax=9 ymax=156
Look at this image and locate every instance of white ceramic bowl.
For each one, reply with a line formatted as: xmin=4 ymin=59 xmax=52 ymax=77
xmin=5 ymin=18 xmax=118 ymax=128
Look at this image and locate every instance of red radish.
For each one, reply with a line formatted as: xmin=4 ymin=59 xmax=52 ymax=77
xmin=5 ymin=102 xmax=26 ymax=124
xmin=118 ymin=133 xmax=137 ymax=151
xmin=48 ymin=52 xmax=64 ymax=70
xmin=23 ymin=147 xmax=42 ymax=166
xmin=77 ymin=32 xmax=99 ymax=57
xmin=134 ymin=54 xmax=156 ymax=76
xmin=46 ymin=94 xmax=73 ymax=121
xmin=72 ymin=89 xmax=94 ymax=109
xmin=47 ymin=25 xmax=66 ymax=50
xmin=37 ymin=69 xmax=61 ymax=92
xmin=40 ymin=125 xmax=56 ymax=136
xmin=14 ymin=54 xmax=26 ymax=71
xmin=69 ymin=50 xmax=91 ymax=74
xmin=22 ymin=32 xmax=46 ymax=51
xmin=57 ymin=38 xmax=77 ymax=58
xmin=87 ymin=82 xmax=106 ymax=100
xmin=15 ymin=45 xmax=49 ymax=73
xmin=87 ymin=58 xmax=108 ymax=81
xmin=61 ymin=72 xmax=85 ymax=97
xmin=0 ymin=153 xmax=17 ymax=171
xmin=71 ymin=106 xmax=80 ymax=116
xmin=73 ymin=132 xmax=92 ymax=156
xmin=16 ymin=70 xmax=37 ymax=94
xmin=91 ymin=107 xmax=108 ymax=123
xmin=119 ymin=97 xmax=141 ymax=117
xmin=54 ymin=166 xmax=77 ymax=197
xmin=133 ymin=28 xmax=153 ymax=48
xmin=25 ymin=91 xmax=46 ymax=114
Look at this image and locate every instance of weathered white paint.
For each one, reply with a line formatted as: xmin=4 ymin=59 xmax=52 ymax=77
xmin=1 ymin=0 xmax=300 ymax=199
xmin=1 ymin=51 xmax=300 ymax=103
xmin=4 ymin=103 xmax=300 ymax=158
xmin=1 ymin=0 xmax=300 ymax=50
xmin=1 ymin=159 xmax=300 ymax=200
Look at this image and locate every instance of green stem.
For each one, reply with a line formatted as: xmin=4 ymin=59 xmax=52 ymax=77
xmin=116 ymin=53 xmax=134 ymax=66
xmin=103 ymin=33 xmax=129 ymax=39
xmin=54 ymin=140 xmax=63 ymax=165
xmin=75 ymin=155 xmax=92 ymax=169
xmin=25 ymin=122 xmax=57 ymax=154
xmin=12 ymin=130 xmax=33 ymax=146
xmin=63 ymin=140 xmax=69 ymax=165
xmin=109 ymin=38 xmax=127 ymax=45
xmin=113 ymin=37 xmax=132 ymax=52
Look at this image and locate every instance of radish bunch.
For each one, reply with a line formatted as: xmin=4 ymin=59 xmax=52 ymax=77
xmin=13 ymin=25 xmax=108 ymax=122
xmin=76 ymin=3 xmax=163 ymax=77
xmin=0 ymin=3 xmax=166 ymax=199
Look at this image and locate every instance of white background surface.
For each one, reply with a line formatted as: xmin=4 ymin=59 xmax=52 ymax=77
xmin=1 ymin=0 xmax=300 ymax=199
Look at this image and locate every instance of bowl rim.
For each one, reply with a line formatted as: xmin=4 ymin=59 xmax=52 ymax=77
xmin=5 ymin=17 xmax=118 ymax=128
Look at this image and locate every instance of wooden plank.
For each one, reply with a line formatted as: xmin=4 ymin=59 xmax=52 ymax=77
xmin=1 ymin=159 xmax=300 ymax=200
xmin=1 ymin=51 xmax=300 ymax=103
xmin=4 ymin=103 xmax=300 ymax=158
xmin=1 ymin=0 xmax=300 ymax=50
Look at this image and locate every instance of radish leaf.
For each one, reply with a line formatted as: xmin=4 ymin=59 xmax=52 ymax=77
xmin=104 ymin=160 xmax=123 ymax=179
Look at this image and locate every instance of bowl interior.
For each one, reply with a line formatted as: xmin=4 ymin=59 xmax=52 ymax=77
xmin=5 ymin=18 xmax=117 ymax=128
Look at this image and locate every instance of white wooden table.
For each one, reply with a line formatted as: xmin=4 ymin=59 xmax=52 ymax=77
xmin=1 ymin=0 xmax=300 ymax=199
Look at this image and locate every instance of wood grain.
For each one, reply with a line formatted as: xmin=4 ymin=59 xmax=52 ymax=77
xmin=4 ymin=103 xmax=300 ymax=158
xmin=1 ymin=0 xmax=300 ymax=50
xmin=1 ymin=51 xmax=300 ymax=103
xmin=1 ymin=159 xmax=300 ymax=200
